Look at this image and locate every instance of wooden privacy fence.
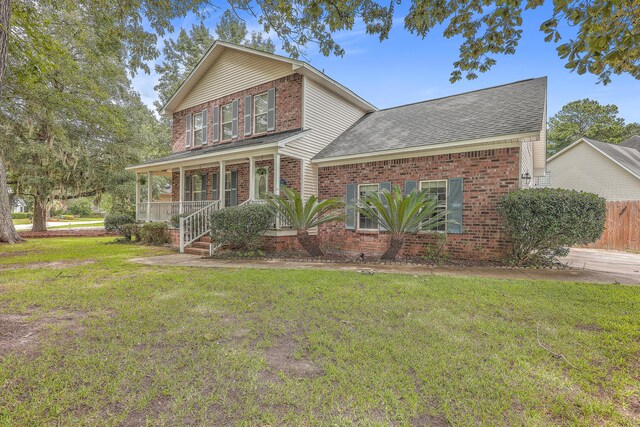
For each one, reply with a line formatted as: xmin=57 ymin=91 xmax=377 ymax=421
xmin=585 ymin=200 xmax=640 ymax=251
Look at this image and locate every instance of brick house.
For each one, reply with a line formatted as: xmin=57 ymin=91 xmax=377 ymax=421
xmin=128 ymin=41 xmax=547 ymax=260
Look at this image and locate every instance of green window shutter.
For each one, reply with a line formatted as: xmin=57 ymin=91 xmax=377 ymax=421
xmin=267 ymin=88 xmax=275 ymax=131
xmin=201 ymin=174 xmax=207 ymax=200
xmin=185 ymin=113 xmax=192 ymax=147
xmin=447 ymin=178 xmax=463 ymax=234
xmin=231 ymin=99 xmax=238 ymax=138
xmin=345 ymin=183 xmax=356 ymax=230
xmin=230 ymin=170 xmax=238 ymax=206
xmin=211 ymin=173 xmax=219 ymax=200
xmin=379 ymin=182 xmax=392 ymax=231
xmin=185 ymin=174 xmax=191 ymax=202
xmin=404 ymin=180 xmax=417 ymax=195
xmin=244 ymin=95 xmax=252 ymax=136
xmin=212 ymin=106 xmax=219 ymax=142
xmin=201 ymin=109 xmax=208 ymax=144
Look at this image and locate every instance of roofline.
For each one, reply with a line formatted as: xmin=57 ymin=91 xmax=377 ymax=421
xmin=548 ymin=137 xmax=640 ymax=181
xmin=126 ymin=130 xmax=309 ymax=172
xmin=312 ymin=131 xmax=540 ymax=165
xmin=160 ymin=41 xmax=376 ymax=115
xmin=373 ymin=76 xmax=548 ymax=113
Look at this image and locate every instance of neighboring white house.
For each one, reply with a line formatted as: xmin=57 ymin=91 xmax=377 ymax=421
xmin=546 ymin=136 xmax=640 ymax=201
xmin=11 ymin=197 xmax=28 ymax=213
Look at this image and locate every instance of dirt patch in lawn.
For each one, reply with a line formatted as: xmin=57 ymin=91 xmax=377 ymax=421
xmin=575 ymin=324 xmax=604 ymax=332
xmin=0 ymin=259 xmax=96 ymax=270
xmin=262 ymin=334 xmax=323 ymax=380
xmin=0 ymin=311 xmax=85 ymax=356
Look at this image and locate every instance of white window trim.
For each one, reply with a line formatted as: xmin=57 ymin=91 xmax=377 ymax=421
xmin=254 ymin=92 xmax=269 ymax=135
xmin=419 ymin=179 xmax=448 ymax=233
xmin=221 ymin=103 xmax=233 ymax=141
xmin=357 ymin=183 xmax=380 ymax=231
xmin=193 ymin=112 xmax=203 ymax=146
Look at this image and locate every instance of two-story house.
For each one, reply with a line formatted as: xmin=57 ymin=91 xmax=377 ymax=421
xmin=128 ymin=41 xmax=547 ymax=260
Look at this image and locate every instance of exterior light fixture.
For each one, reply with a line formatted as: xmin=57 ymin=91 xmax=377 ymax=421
xmin=280 ymin=178 xmax=288 ymax=187
xmin=521 ymin=172 xmax=531 ymax=185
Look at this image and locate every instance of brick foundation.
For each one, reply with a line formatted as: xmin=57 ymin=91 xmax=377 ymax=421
xmin=317 ymin=148 xmax=520 ymax=261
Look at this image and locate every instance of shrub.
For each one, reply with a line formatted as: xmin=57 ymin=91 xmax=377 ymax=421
xmin=67 ymin=199 xmax=93 ymax=217
xmin=105 ymin=213 xmax=139 ymax=241
xmin=210 ymin=204 xmax=274 ymax=251
xmin=11 ymin=212 xmax=31 ymax=219
xmin=498 ymin=188 xmax=606 ymax=266
xmin=140 ymin=222 xmax=171 ymax=245
xmin=60 ymin=214 xmax=76 ymax=220
xmin=170 ymin=213 xmax=184 ymax=229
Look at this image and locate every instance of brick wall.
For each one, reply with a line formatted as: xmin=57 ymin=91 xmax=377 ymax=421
xmin=172 ymin=74 xmax=303 ymax=153
xmin=317 ymin=148 xmax=520 ymax=261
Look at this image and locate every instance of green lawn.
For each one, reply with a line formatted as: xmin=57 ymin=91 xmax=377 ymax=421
xmin=11 ymin=218 xmax=31 ymax=225
xmin=0 ymin=238 xmax=638 ymax=426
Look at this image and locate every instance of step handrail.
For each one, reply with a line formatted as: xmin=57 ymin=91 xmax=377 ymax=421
xmin=179 ymin=200 xmax=220 ymax=253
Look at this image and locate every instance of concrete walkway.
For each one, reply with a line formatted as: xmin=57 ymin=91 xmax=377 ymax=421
xmin=14 ymin=220 xmax=104 ymax=231
xmin=131 ymin=249 xmax=640 ymax=285
xmin=561 ymin=248 xmax=640 ymax=282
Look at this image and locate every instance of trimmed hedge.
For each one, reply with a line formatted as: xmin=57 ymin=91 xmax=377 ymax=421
xmin=11 ymin=212 xmax=31 ymax=219
xmin=67 ymin=199 xmax=93 ymax=217
xmin=210 ymin=204 xmax=274 ymax=251
xmin=140 ymin=222 xmax=171 ymax=245
xmin=104 ymin=213 xmax=139 ymax=241
xmin=498 ymin=188 xmax=606 ymax=265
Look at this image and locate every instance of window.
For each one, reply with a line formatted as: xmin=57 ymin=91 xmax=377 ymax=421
xmin=191 ymin=175 xmax=204 ymax=201
xmin=224 ymin=171 xmax=236 ymax=206
xmin=254 ymin=92 xmax=268 ymax=134
xmin=254 ymin=167 xmax=268 ymax=199
xmin=193 ymin=112 xmax=203 ymax=146
xmin=221 ymin=103 xmax=233 ymax=140
xmin=358 ymin=184 xmax=379 ymax=230
xmin=420 ymin=180 xmax=447 ymax=231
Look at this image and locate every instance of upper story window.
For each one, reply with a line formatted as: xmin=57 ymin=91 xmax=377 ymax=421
xmin=193 ymin=112 xmax=204 ymax=146
xmin=254 ymin=92 xmax=268 ymax=134
xmin=420 ymin=180 xmax=447 ymax=231
xmin=358 ymin=184 xmax=379 ymax=231
xmin=221 ymin=103 xmax=233 ymax=140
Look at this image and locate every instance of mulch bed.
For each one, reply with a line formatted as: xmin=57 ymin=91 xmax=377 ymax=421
xmin=18 ymin=230 xmax=118 ymax=238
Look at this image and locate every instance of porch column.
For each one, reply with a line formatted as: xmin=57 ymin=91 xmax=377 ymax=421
xmin=146 ymin=171 xmax=152 ymax=222
xmin=219 ymin=161 xmax=226 ymax=208
xmin=274 ymin=153 xmax=281 ymax=196
xmin=179 ymin=167 xmax=184 ymax=214
xmin=134 ymin=173 xmax=140 ymax=219
xmin=249 ymin=156 xmax=255 ymax=200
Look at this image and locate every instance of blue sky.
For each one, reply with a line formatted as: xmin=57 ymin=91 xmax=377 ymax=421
xmin=132 ymin=4 xmax=640 ymax=123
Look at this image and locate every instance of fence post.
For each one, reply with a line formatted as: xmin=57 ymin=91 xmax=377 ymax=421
xmin=179 ymin=216 xmax=185 ymax=254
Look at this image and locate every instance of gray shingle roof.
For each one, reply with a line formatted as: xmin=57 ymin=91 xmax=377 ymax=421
xmin=314 ymin=77 xmax=547 ymax=160
xmin=620 ymin=135 xmax=640 ymax=150
xmin=584 ymin=138 xmax=640 ymax=179
xmin=135 ymin=129 xmax=304 ymax=167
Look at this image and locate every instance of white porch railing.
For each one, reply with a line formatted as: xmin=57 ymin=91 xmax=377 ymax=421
xmin=179 ymin=200 xmax=221 ymax=253
xmin=136 ymin=201 xmax=214 ymax=222
xmin=241 ymin=199 xmax=292 ymax=228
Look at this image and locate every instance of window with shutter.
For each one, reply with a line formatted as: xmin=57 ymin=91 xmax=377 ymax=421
xmin=267 ymin=88 xmax=275 ymax=131
xmin=244 ymin=95 xmax=252 ymax=136
xmin=224 ymin=171 xmax=238 ymax=206
xmin=221 ymin=104 xmax=233 ymax=141
xmin=193 ymin=112 xmax=203 ymax=146
xmin=420 ymin=180 xmax=448 ymax=231
xmin=358 ymin=184 xmax=379 ymax=231
xmin=254 ymin=92 xmax=268 ymax=134
xmin=191 ymin=175 xmax=203 ymax=201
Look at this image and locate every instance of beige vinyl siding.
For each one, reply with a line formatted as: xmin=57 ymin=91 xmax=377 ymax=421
xmin=176 ymin=49 xmax=293 ymax=112
xmin=547 ymin=141 xmax=640 ymax=201
xmin=281 ymin=78 xmax=366 ymax=198
xmin=532 ymin=93 xmax=547 ymax=177
xmin=520 ymin=140 xmax=534 ymax=188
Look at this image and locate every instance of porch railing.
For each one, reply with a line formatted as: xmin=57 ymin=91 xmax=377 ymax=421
xmin=136 ymin=201 xmax=215 ymax=222
xmin=179 ymin=200 xmax=221 ymax=253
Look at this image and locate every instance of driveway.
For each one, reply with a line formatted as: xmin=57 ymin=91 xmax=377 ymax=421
xmin=562 ymin=248 xmax=640 ymax=284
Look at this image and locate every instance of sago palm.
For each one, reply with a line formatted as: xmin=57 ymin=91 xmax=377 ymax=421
xmin=265 ymin=187 xmax=344 ymax=256
xmin=358 ymin=185 xmax=448 ymax=260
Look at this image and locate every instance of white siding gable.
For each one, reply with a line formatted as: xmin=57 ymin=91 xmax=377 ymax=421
xmin=547 ymin=141 xmax=640 ymax=201
xmin=176 ymin=49 xmax=294 ymax=112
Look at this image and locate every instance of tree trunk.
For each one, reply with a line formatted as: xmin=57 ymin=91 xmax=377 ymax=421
xmin=381 ymin=236 xmax=404 ymax=260
xmin=297 ymin=229 xmax=323 ymax=257
xmin=0 ymin=156 xmax=22 ymax=243
xmin=32 ymin=196 xmax=48 ymax=232
xmin=0 ymin=1 xmax=18 ymax=243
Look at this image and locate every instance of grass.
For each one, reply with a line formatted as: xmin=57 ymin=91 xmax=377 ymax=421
xmin=11 ymin=218 xmax=31 ymax=225
xmin=47 ymin=222 xmax=104 ymax=229
xmin=0 ymin=238 xmax=638 ymax=426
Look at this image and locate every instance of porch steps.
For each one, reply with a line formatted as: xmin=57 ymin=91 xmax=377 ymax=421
xmin=184 ymin=236 xmax=211 ymax=256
